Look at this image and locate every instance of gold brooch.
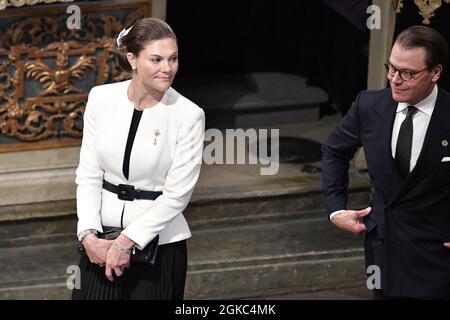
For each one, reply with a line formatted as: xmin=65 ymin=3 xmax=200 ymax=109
xmin=153 ymin=129 xmax=160 ymax=145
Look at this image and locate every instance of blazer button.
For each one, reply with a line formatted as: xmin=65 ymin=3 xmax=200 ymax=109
xmin=376 ymin=239 xmax=384 ymax=245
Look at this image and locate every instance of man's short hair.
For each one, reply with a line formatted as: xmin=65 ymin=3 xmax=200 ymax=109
xmin=395 ymin=26 xmax=448 ymax=69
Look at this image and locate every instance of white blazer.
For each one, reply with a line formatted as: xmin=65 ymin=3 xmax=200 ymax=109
xmin=75 ymin=80 xmax=205 ymax=249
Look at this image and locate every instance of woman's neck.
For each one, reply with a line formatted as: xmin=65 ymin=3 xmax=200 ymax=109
xmin=128 ymin=79 xmax=164 ymax=110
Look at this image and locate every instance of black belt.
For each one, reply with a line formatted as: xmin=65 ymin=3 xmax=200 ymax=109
xmin=103 ymin=180 xmax=162 ymax=201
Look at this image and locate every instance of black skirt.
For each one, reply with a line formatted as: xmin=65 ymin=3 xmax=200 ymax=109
xmin=72 ymin=240 xmax=187 ymax=300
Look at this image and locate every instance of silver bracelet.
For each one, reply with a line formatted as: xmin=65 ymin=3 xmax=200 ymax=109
xmin=113 ymin=240 xmax=133 ymax=254
xmin=78 ymin=229 xmax=98 ymax=242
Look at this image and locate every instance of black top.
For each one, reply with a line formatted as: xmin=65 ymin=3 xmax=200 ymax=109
xmin=122 ymin=109 xmax=143 ymax=180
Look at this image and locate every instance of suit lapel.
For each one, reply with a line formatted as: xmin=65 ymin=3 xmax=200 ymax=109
xmin=387 ymin=88 xmax=450 ymax=206
xmin=373 ymin=92 xmax=403 ymax=192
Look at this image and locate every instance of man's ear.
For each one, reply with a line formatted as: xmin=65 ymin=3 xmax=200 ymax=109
xmin=431 ymin=64 xmax=442 ymax=83
xmin=126 ymin=52 xmax=136 ymax=69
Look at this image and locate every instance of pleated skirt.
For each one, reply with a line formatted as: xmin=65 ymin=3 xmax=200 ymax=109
xmin=72 ymin=240 xmax=187 ymax=300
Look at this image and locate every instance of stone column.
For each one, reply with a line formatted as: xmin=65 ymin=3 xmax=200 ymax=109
xmin=367 ymin=0 xmax=396 ymax=91
xmin=152 ymin=0 xmax=167 ymax=20
xmin=355 ymin=0 xmax=396 ymax=172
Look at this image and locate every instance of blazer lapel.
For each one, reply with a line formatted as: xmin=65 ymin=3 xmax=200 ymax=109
xmin=372 ymin=92 xmax=403 ymax=192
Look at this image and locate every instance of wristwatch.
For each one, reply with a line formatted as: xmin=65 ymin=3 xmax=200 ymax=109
xmin=78 ymin=229 xmax=98 ymax=242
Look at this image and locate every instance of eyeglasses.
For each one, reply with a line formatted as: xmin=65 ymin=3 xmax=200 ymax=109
xmin=384 ymin=62 xmax=429 ymax=81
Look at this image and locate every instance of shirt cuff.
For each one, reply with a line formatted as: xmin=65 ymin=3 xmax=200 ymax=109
xmin=329 ymin=209 xmax=346 ymax=221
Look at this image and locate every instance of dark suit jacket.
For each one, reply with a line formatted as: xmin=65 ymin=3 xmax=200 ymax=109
xmin=322 ymin=87 xmax=450 ymax=298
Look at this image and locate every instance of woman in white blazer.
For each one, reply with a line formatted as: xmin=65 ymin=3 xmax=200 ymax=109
xmin=72 ymin=18 xmax=205 ymax=300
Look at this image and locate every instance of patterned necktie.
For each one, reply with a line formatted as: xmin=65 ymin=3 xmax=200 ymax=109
xmin=395 ymin=105 xmax=417 ymax=178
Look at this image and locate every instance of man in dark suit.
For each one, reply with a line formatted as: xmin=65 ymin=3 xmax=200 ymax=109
xmin=322 ymin=26 xmax=450 ymax=299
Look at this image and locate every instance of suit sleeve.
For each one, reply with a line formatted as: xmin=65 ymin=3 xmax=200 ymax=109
xmin=121 ymin=107 xmax=205 ymax=249
xmin=321 ymin=92 xmax=363 ymax=217
xmin=75 ymin=87 xmax=104 ymax=235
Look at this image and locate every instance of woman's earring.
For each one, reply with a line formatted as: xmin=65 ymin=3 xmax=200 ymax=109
xmin=132 ymin=66 xmax=136 ymax=71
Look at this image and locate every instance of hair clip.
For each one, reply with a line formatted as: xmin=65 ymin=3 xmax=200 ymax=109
xmin=117 ymin=25 xmax=134 ymax=47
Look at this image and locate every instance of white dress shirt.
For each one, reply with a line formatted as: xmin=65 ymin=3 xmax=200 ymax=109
xmin=330 ymin=85 xmax=438 ymax=220
xmin=390 ymin=85 xmax=437 ymax=169
xmin=76 ymin=80 xmax=205 ymax=248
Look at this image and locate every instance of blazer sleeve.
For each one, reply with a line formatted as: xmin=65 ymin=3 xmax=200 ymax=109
xmin=321 ymin=91 xmax=363 ymax=217
xmin=121 ymin=107 xmax=205 ymax=249
xmin=75 ymin=87 xmax=104 ymax=235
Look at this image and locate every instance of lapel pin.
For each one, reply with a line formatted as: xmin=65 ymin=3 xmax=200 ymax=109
xmin=442 ymin=140 xmax=448 ymax=147
xmin=153 ymin=129 xmax=160 ymax=145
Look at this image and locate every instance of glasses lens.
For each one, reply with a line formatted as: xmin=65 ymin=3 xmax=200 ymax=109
xmin=386 ymin=64 xmax=395 ymax=75
xmin=400 ymin=71 xmax=412 ymax=81
xmin=385 ymin=64 xmax=414 ymax=81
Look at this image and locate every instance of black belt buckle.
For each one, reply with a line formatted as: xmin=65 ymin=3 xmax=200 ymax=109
xmin=118 ymin=184 xmax=135 ymax=201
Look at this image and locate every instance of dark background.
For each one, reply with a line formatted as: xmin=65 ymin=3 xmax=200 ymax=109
xmin=167 ymin=0 xmax=450 ymax=116
xmin=167 ymin=0 xmax=369 ymax=116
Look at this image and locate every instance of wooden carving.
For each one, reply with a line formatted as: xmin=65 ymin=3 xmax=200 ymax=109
xmin=0 ymin=1 xmax=75 ymax=11
xmin=395 ymin=0 xmax=449 ymax=24
xmin=0 ymin=5 xmax=146 ymax=146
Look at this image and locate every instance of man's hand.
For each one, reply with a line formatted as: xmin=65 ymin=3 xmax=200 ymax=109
xmin=331 ymin=207 xmax=372 ymax=235
xmin=444 ymin=242 xmax=450 ymax=249
xmin=82 ymin=234 xmax=113 ymax=266
xmin=105 ymin=234 xmax=134 ymax=282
